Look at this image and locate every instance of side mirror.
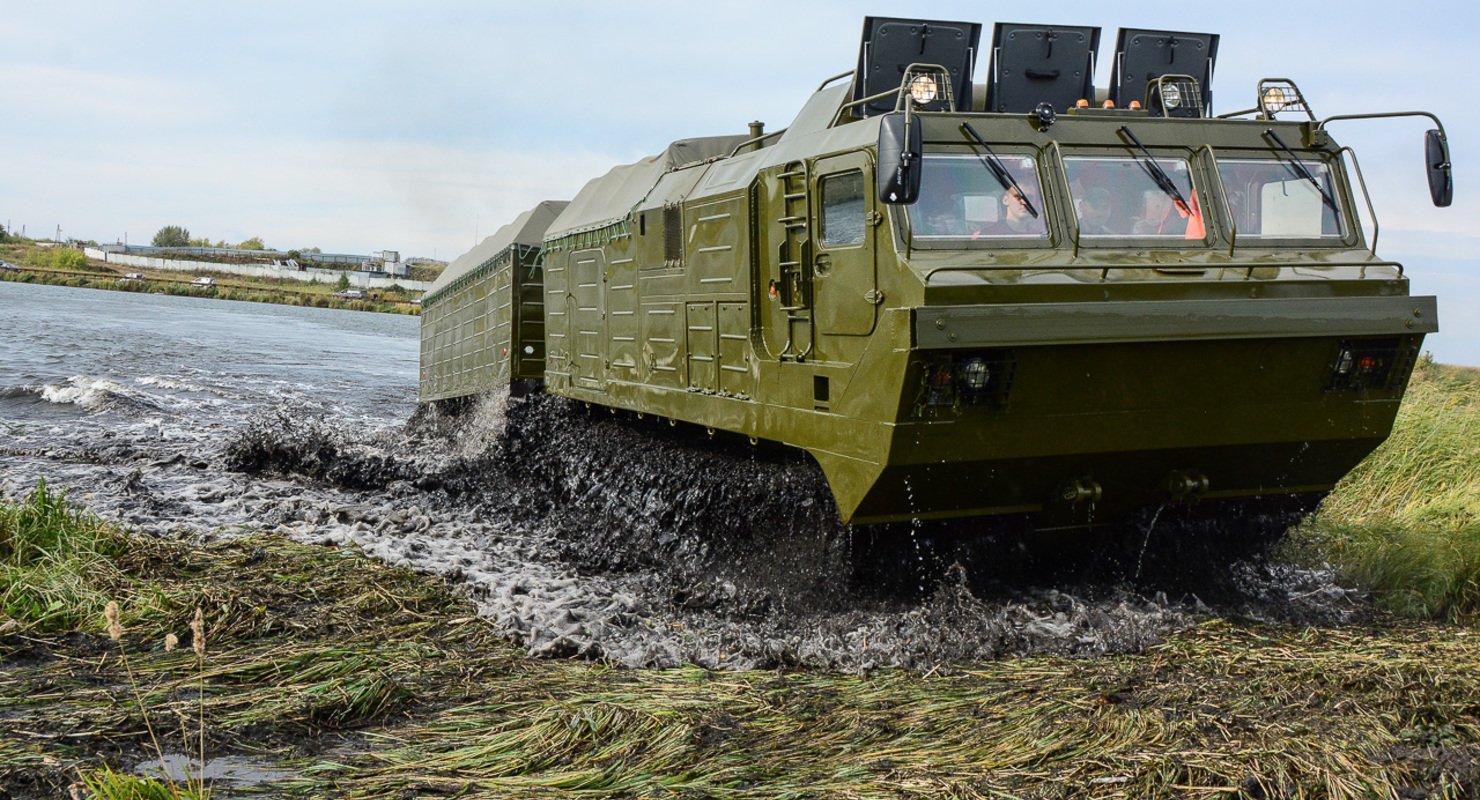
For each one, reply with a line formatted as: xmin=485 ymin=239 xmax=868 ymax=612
xmin=877 ymin=113 xmax=922 ymax=205
xmin=1426 ymin=129 xmax=1453 ymax=207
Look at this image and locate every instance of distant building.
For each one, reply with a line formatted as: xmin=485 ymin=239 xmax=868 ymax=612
xmin=374 ymin=250 xmax=408 ymax=278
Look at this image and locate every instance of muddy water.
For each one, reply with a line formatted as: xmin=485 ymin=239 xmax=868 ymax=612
xmin=1 ymin=281 xmax=1365 ymax=671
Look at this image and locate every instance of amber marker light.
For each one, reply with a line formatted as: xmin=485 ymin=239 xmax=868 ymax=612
xmin=1076 ymin=98 xmax=1090 ymax=108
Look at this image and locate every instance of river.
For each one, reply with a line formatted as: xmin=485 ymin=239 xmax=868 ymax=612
xmin=0 ymin=281 xmax=1358 ymax=670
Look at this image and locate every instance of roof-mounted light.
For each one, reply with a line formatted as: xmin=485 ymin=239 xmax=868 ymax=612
xmin=1216 ymin=79 xmax=1314 ymax=122
xmin=1262 ymin=86 xmax=1290 ymax=113
xmin=1147 ymin=74 xmax=1205 ymax=118
xmin=909 ymin=74 xmax=939 ymax=106
xmin=1256 ymin=79 xmax=1312 ymax=120
xmin=1161 ymin=83 xmax=1183 ymax=109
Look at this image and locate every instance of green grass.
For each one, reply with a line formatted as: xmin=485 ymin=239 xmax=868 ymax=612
xmin=2 ymin=486 xmax=1477 ymax=797
xmin=1290 ymin=358 xmax=1480 ymax=622
xmin=79 ymin=765 xmax=207 ymax=800
xmin=0 ymin=481 xmax=131 ymax=632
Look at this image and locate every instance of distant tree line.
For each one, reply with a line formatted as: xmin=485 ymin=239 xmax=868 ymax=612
xmin=149 ymin=225 xmax=322 ymax=253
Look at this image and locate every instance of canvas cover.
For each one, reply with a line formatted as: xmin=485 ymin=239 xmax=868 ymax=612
xmin=545 ymin=135 xmax=749 ymax=239
xmin=427 ymin=200 xmax=568 ymax=297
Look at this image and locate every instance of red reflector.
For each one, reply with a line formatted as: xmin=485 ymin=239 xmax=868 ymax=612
xmin=1358 ymin=356 xmax=1380 ymax=370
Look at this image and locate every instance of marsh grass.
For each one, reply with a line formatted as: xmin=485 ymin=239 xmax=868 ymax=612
xmin=6 ymin=367 xmax=1480 ymax=800
xmin=1290 ymin=359 xmax=1480 ymax=621
xmin=0 ymin=481 xmax=128 ymax=632
xmin=3 ymin=486 xmax=1477 ymax=798
xmin=78 ymin=764 xmax=207 ymax=800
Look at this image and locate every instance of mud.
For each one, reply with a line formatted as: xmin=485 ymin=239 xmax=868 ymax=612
xmin=193 ymin=391 xmax=1366 ymax=671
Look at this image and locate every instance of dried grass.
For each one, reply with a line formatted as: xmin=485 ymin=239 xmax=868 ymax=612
xmin=2 ymin=527 xmax=1475 ymax=799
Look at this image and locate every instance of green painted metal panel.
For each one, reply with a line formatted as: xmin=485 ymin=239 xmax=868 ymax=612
xmin=914 ymin=296 xmax=1438 ymax=349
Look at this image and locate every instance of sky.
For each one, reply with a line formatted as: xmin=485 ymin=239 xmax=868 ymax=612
xmin=3 ymin=0 xmax=1477 ymax=363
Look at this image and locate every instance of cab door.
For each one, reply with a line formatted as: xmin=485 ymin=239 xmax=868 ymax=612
xmin=812 ymin=153 xmax=879 ymax=337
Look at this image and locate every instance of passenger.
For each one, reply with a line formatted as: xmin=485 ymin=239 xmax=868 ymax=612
xmin=1078 ymin=187 xmax=1114 ymax=235
xmin=1134 ymin=191 xmax=1185 ymax=236
xmin=1133 ymin=190 xmax=1205 ymax=238
xmin=915 ymin=193 xmax=968 ymax=236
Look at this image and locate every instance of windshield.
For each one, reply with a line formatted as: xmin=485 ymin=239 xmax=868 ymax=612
xmin=1064 ymin=156 xmax=1205 ymax=239
xmin=909 ymin=154 xmax=1048 ymax=240
xmin=1217 ymin=159 xmax=1347 ymax=239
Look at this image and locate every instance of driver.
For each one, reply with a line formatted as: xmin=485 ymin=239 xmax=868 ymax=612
xmin=983 ymin=186 xmax=1044 ymax=236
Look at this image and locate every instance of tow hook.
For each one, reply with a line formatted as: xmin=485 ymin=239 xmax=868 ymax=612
xmin=1059 ymin=477 xmax=1103 ymax=505
xmin=1163 ymin=470 xmax=1210 ymax=501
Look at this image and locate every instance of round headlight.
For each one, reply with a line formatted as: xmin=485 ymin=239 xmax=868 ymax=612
xmin=958 ymin=357 xmax=989 ymax=392
xmin=909 ymin=74 xmax=939 ymax=106
xmin=1160 ymin=83 xmax=1182 ymax=109
xmin=1262 ymin=86 xmax=1289 ymax=113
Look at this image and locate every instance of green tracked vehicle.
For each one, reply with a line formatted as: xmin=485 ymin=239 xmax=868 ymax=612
xmin=420 ymin=17 xmax=1453 ymax=532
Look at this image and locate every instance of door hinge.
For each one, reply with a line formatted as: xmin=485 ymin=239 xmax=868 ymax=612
xmin=864 ymin=289 xmax=885 ymax=305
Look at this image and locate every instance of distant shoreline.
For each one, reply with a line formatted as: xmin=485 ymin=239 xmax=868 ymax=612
xmin=1 ymin=245 xmax=421 ymax=315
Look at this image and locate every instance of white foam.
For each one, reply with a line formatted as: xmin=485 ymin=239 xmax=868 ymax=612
xmin=37 ymin=375 xmax=166 ymax=413
xmin=136 ymin=375 xmax=206 ymax=392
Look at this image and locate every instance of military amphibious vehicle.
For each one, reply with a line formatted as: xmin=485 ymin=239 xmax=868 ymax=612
xmin=420 ymin=17 xmax=1452 ymax=532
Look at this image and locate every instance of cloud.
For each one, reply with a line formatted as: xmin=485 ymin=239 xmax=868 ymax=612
xmin=0 ymin=132 xmax=617 ymax=257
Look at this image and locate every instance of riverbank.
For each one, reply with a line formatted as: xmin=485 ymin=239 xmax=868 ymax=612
xmin=1 ymin=244 xmax=421 ymax=315
xmin=1 ymin=363 xmax=1477 ymax=798
xmin=3 ymin=485 xmax=1477 ymax=799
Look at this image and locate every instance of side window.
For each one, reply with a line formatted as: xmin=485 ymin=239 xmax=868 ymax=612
xmin=820 ymin=171 xmax=866 ymax=247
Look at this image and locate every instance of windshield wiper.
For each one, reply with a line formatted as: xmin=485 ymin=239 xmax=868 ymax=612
xmin=959 ymin=122 xmax=1040 ymax=218
xmin=1262 ymin=129 xmax=1340 ymax=212
xmin=1117 ymin=126 xmax=1194 ymax=216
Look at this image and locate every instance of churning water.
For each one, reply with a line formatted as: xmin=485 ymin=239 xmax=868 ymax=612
xmin=0 ymin=281 xmax=1363 ymax=671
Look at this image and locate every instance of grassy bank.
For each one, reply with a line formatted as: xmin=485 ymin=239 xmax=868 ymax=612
xmin=0 ymin=244 xmax=420 ymax=315
xmin=1288 ymin=358 xmax=1480 ymax=622
xmin=3 ymin=484 xmax=1478 ymax=799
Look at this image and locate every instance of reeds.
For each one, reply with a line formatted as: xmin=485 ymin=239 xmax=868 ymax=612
xmin=3 ymin=497 xmax=1475 ymax=799
xmin=1291 ymin=359 xmax=1480 ymax=621
xmin=0 ymin=480 xmax=126 ymax=632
